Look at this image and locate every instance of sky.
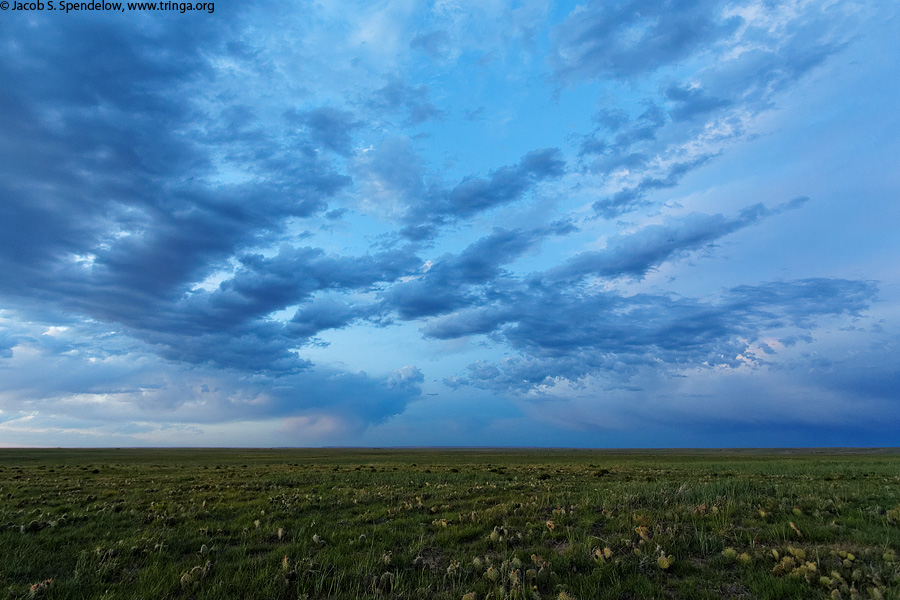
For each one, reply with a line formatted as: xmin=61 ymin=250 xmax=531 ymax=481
xmin=0 ymin=0 xmax=898 ymax=448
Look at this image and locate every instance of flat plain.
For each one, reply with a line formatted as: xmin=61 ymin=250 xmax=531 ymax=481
xmin=1 ymin=448 xmax=898 ymax=599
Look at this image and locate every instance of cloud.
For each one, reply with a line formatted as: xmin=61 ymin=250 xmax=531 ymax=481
xmin=0 ymin=9 xmax=566 ymax=385
xmin=384 ymin=224 xmax=573 ymax=319
xmin=554 ymin=200 xmax=806 ymax=282
xmin=410 ymin=30 xmax=451 ymax=59
xmin=0 ymin=0 xmax=894 ymax=448
xmin=0 ymin=17 xmax=223 ymax=288
xmin=2 ymin=195 xmax=416 ymax=375
xmin=445 ymin=277 xmax=877 ymax=393
xmin=288 ymin=297 xmax=370 ymax=340
xmin=441 ymin=147 xmax=566 ymax=218
xmin=415 ymin=197 xmax=811 ymax=344
xmin=197 ymin=245 xmax=419 ymax=325
xmin=0 ymin=13 xmax=429 ymax=378
xmin=560 ymin=0 xmax=857 ymax=219
xmin=412 ymin=201 xmax=866 ymax=395
xmin=387 ymin=365 xmax=425 ymax=391
xmin=125 ymin=244 xmax=423 ymax=371
xmin=421 ymin=305 xmax=512 ymax=340
xmin=724 ymin=278 xmax=877 ymax=329
xmin=352 ymin=142 xmax=565 ymax=239
xmin=402 ymin=148 xmax=566 ymax=233
xmin=0 ymin=315 xmax=422 ymax=437
xmin=285 ymin=106 xmax=360 ymax=155
xmin=0 ymin=13 xmax=357 ymax=333
xmin=664 ymin=83 xmax=732 ymax=122
xmin=591 ymin=154 xmax=718 ymax=218
xmin=485 ymin=334 xmax=900 ymax=447
xmin=551 ymin=0 xmax=741 ymax=82
xmin=576 ymin=99 xmax=730 ymax=218
xmin=368 ymin=77 xmax=445 ymax=126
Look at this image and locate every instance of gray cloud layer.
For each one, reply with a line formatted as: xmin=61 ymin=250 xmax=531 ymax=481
xmin=0 ymin=1 xmax=890 ymax=443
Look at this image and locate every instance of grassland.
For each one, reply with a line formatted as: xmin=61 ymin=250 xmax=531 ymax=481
xmin=1 ymin=448 xmax=899 ymax=599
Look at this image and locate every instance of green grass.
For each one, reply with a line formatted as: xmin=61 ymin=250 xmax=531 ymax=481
xmin=1 ymin=448 xmax=898 ymax=599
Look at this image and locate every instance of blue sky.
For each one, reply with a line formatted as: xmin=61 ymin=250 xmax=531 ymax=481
xmin=1 ymin=0 xmax=898 ymax=447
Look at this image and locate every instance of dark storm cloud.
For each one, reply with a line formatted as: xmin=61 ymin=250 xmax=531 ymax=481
xmin=0 ymin=12 xmax=383 ymax=377
xmin=0 ymin=17 xmax=338 ymax=273
xmin=414 ymin=200 xmax=804 ymax=333
xmin=401 ymin=148 xmax=566 ymax=233
xmin=146 ymin=323 xmax=312 ymax=375
xmin=0 ymin=9 xmax=570 ymax=380
xmin=443 ymin=149 xmax=566 ymax=218
xmin=412 ymin=196 xmax=873 ymax=393
xmin=421 ymin=305 xmax=513 ymax=340
xmin=577 ymin=88 xmax=739 ymax=217
xmin=1 ymin=0 xmax=889 ymax=448
xmin=2 ymin=168 xmax=350 ymax=352
xmin=551 ymin=0 xmax=741 ymax=82
xmin=102 ymin=243 xmax=424 ymax=372
xmin=257 ymin=365 xmax=425 ymax=428
xmin=384 ymin=223 xmax=574 ymax=319
xmin=288 ymin=298 xmax=369 ymax=340
xmin=518 ymin=278 xmax=875 ymax=359
xmin=444 ymin=277 xmax=878 ymax=392
xmin=353 ymin=140 xmax=566 ymax=239
xmin=0 ymin=15 xmax=220 ymax=279
xmin=182 ymin=364 xmax=423 ymax=427
xmin=193 ymin=244 xmax=421 ymax=330
xmin=576 ymin=101 xmax=687 ymax=217
xmin=98 ymin=183 xmax=334 ymax=290
xmin=555 ymin=200 xmax=805 ymax=283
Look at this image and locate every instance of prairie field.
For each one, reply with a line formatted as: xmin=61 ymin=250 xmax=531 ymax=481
xmin=1 ymin=448 xmax=899 ymax=599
